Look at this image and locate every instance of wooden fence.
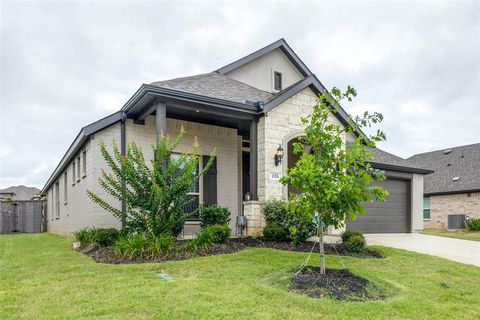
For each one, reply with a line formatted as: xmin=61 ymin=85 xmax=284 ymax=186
xmin=0 ymin=200 xmax=45 ymax=234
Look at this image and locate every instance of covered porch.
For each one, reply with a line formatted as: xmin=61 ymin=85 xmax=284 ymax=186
xmin=120 ymin=87 xmax=261 ymax=236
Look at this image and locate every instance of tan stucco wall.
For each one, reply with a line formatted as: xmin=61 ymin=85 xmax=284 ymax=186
xmin=425 ymin=192 xmax=480 ymax=229
xmin=225 ymin=48 xmax=304 ymax=93
xmin=47 ymin=117 xmax=240 ymax=234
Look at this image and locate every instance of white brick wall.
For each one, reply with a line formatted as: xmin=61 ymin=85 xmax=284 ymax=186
xmin=46 ymin=117 xmax=240 ymax=234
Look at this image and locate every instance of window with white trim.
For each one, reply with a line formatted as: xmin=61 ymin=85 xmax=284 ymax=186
xmin=55 ymin=182 xmax=60 ymax=219
xmin=76 ymin=156 xmax=81 ymax=182
xmin=82 ymin=150 xmax=87 ymax=178
xmin=274 ymin=71 xmax=282 ymax=91
xmin=72 ymin=161 xmax=76 ymax=185
xmin=171 ymin=154 xmax=201 ymax=219
xmin=423 ymin=197 xmax=430 ymax=220
xmin=64 ymin=172 xmax=68 ymax=204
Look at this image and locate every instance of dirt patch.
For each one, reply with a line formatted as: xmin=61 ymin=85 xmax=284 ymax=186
xmin=80 ymin=237 xmax=384 ymax=264
xmin=291 ymin=266 xmax=386 ymax=300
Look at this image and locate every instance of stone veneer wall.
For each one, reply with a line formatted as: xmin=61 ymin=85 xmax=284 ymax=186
xmin=245 ymin=88 xmax=347 ymax=235
xmin=425 ymin=192 xmax=480 ymax=229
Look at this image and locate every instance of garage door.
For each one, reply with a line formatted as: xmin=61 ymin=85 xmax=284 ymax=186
xmin=346 ymin=179 xmax=410 ymax=233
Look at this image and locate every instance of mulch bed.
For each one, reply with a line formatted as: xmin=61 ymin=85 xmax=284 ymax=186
xmin=290 ymin=266 xmax=386 ymax=300
xmin=80 ymin=237 xmax=384 ymax=264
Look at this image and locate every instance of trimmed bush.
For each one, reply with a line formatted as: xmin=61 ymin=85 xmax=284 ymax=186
xmin=341 ymin=230 xmax=364 ymax=244
xmin=114 ymin=232 xmax=174 ymax=258
xmin=200 ymin=205 xmax=231 ymax=228
xmin=263 ymin=200 xmax=315 ymax=244
xmin=186 ymin=224 xmax=231 ymax=251
xmin=263 ymin=224 xmax=289 ymax=242
xmin=206 ymin=224 xmax=231 ymax=243
xmin=95 ymin=228 xmax=120 ymax=247
xmin=74 ymin=227 xmax=97 ymax=247
xmin=345 ymin=234 xmax=367 ymax=253
xmin=466 ymin=218 xmax=480 ymax=231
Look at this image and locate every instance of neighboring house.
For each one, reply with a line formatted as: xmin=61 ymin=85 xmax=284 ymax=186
xmin=0 ymin=186 xmax=41 ymax=201
xmin=409 ymin=143 xmax=480 ymax=229
xmin=40 ymin=39 xmax=431 ymax=236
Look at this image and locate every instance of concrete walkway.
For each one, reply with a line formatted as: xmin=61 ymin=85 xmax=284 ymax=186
xmin=365 ymin=233 xmax=480 ymax=267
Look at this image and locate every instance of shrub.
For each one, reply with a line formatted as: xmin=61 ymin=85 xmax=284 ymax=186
xmin=146 ymin=234 xmax=175 ymax=256
xmin=94 ymin=228 xmax=120 ymax=247
xmin=263 ymin=224 xmax=289 ymax=242
xmin=186 ymin=224 xmax=231 ymax=251
xmin=263 ymin=200 xmax=315 ymax=244
xmin=466 ymin=218 xmax=480 ymax=231
xmin=200 ymin=205 xmax=230 ymax=228
xmin=341 ymin=230 xmax=364 ymax=244
xmin=114 ymin=232 xmax=149 ymax=258
xmin=345 ymin=234 xmax=367 ymax=253
xmin=114 ymin=232 xmax=174 ymax=259
xmin=206 ymin=224 xmax=231 ymax=243
xmin=74 ymin=227 xmax=97 ymax=247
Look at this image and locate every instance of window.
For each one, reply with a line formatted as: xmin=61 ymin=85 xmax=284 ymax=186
xmin=171 ymin=154 xmax=200 ymax=219
xmin=274 ymin=71 xmax=282 ymax=91
xmin=82 ymin=150 xmax=87 ymax=177
xmin=76 ymin=156 xmax=81 ymax=182
xmin=423 ymin=197 xmax=430 ymax=220
xmin=72 ymin=161 xmax=76 ymax=185
xmin=55 ymin=182 xmax=60 ymax=219
xmin=64 ymin=172 xmax=68 ymax=204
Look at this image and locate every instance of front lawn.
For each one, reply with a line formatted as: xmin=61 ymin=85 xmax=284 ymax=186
xmin=423 ymin=229 xmax=480 ymax=242
xmin=1 ymin=234 xmax=479 ymax=319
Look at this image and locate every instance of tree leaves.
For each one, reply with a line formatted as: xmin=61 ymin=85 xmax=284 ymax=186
xmin=87 ymin=128 xmax=215 ymax=236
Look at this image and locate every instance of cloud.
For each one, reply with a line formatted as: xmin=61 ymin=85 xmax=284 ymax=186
xmin=1 ymin=1 xmax=479 ymax=188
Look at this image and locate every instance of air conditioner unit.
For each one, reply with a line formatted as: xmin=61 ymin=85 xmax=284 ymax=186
xmin=447 ymin=214 xmax=466 ymax=230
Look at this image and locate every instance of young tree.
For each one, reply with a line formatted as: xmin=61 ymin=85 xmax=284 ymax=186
xmin=87 ymin=128 xmax=214 ymax=236
xmin=280 ymin=86 xmax=388 ymax=274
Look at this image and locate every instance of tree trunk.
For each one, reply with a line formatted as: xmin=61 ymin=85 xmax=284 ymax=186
xmin=318 ymin=214 xmax=325 ymax=274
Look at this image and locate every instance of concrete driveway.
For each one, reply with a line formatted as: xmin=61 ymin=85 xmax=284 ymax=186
xmin=365 ymin=233 xmax=480 ymax=267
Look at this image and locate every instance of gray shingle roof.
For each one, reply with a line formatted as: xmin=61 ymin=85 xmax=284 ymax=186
xmin=0 ymin=185 xmax=40 ymax=200
xmin=408 ymin=143 xmax=480 ymax=195
xmin=369 ymin=148 xmax=432 ymax=173
xmin=151 ymin=72 xmax=273 ymax=105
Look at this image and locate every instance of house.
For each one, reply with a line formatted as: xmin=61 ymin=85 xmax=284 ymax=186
xmin=0 ymin=186 xmax=41 ymax=201
xmin=40 ymin=39 xmax=431 ymax=236
xmin=409 ymin=143 xmax=480 ymax=229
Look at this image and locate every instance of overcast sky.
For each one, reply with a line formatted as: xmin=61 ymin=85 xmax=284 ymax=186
xmin=1 ymin=1 xmax=479 ymax=189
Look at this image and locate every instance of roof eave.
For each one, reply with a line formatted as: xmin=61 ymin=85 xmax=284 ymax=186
xmin=425 ymin=189 xmax=480 ymax=196
xmin=123 ymin=84 xmax=260 ymax=116
xmin=370 ymin=162 xmax=434 ymax=175
xmin=41 ymin=111 xmax=124 ymax=195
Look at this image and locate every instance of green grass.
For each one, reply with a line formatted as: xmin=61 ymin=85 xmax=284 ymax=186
xmin=423 ymin=229 xmax=480 ymax=241
xmin=1 ymin=234 xmax=479 ymax=319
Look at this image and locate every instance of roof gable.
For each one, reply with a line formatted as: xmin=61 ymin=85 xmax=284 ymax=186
xmin=217 ymin=39 xmax=312 ymax=77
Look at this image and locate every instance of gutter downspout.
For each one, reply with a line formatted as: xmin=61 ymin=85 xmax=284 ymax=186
xmin=120 ymin=112 xmax=127 ymax=228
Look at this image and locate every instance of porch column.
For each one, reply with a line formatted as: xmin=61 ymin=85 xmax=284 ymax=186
xmin=155 ymin=101 xmax=167 ymax=142
xmin=120 ymin=112 xmax=127 ymax=228
xmin=249 ymin=119 xmax=258 ymax=200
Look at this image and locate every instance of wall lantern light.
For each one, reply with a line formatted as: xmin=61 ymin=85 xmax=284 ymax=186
xmin=274 ymin=144 xmax=284 ymax=166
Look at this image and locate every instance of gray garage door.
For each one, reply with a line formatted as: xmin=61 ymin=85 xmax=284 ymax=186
xmin=346 ymin=179 xmax=410 ymax=233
